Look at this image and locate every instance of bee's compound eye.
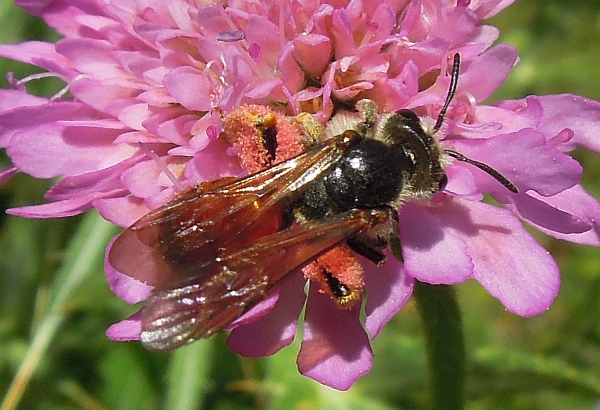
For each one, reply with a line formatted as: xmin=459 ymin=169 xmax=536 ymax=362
xmin=438 ymin=174 xmax=448 ymax=192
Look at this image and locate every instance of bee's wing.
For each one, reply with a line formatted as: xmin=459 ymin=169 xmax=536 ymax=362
xmin=109 ymin=136 xmax=343 ymax=289
xmin=140 ymin=208 xmax=388 ymax=350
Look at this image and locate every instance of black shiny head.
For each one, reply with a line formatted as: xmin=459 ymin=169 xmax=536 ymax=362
xmin=376 ymin=109 xmax=446 ymax=198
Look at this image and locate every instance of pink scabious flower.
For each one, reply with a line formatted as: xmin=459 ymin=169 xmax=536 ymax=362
xmin=2 ymin=0 xmax=600 ymax=390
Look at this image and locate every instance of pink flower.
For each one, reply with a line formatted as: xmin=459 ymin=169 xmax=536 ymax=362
xmin=2 ymin=0 xmax=600 ymax=390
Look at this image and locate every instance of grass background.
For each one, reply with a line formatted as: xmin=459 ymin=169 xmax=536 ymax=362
xmin=1 ymin=0 xmax=600 ymax=409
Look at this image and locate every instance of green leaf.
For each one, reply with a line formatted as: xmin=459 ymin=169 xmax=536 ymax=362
xmin=473 ymin=347 xmax=600 ymax=396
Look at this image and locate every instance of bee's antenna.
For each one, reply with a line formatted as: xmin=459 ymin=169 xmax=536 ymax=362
xmin=445 ymin=150 xmax=519 ymax=193
xmin=433 ymin=53 xmax=461 ymax=132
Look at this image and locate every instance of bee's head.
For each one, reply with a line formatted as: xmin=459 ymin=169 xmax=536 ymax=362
xmin=376 ymin=109 xmax=448 ymax=200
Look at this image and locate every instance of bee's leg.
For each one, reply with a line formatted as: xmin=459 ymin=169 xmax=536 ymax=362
xmin=346 ymin=206 xmax=398 ymax=266
xmin=347 ymin=234 xmax=388 ymax=266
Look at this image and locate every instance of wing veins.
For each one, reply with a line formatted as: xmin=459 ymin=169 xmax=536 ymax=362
xmin=140 ymin=208 xmax=388 ymax=350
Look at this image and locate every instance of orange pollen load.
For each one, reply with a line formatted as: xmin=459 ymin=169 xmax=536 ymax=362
xmin=222 ymin=105 xmax=306 ymax=173
xmin=302 ymin=244 xmax=365 ymax=309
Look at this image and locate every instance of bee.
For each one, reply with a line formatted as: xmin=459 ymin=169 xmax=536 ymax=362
xmin=109 ymin=54 xmax=518 ymax=351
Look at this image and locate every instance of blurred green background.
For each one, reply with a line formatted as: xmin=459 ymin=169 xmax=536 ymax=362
xmin=1 ymin=0 xmax=599 ymax=409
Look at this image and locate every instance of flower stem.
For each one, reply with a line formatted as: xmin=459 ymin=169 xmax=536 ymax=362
xmin=165 ymin=340 xmax=214 ymax=409
xmin=0 ymin=212 xmax=117 ymax=410
xmin=413 ymin=281 xmax=466 ymax=410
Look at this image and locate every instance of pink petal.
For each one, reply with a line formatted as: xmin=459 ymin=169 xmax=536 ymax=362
xmin=244 ymin=15 xmax=281 ymax=65
xmin=0 ymin=41 xmax=75 ymax=78
xmin=297 ymin=288 xmax=372 ymax=391
xmin=292 ymin=34 xmax=332 ymax=78
xmin=68 ymin=78 xmax=140 ymax=116
xmin=93 ymin=196 xmax=149 ymax=227
xmin=535 ymin=94 xmax=600 ymax=153
xmin=106 ymin=311 xmax=143 ymax=341
xmin=7 ymin=192 xmax=120 ymax=218
xmin=509 ymin=185 xmax=600 ymax=246
xmin=363 ymin=254 xmax=414 ymax=339
xmin=118 ymin=103 xmax=152 ymax=131
xmin=0 ymin=165 xmax=18 ymax=185
xmin=163 ymin=67 xmax=214 ymax=111
xmin=460 ymin=44 xmax=518 ymax=102
xmin=495 ymin=94 xmax=600 ymax=154
xmin=459 ymin=104 xmax=532 ymax=140
xmin=503 ymin=192 xmax=591 ymax=235
xmin=0 ymin=89 xmax=46 ymax=113
xmin=45 ymin=155 xmax=142 ymax=200
xmin=400 ymin=202 xmax=474 ymax=284
xmin=17 ymin=0 xmax=106 ymax=38
xmin=443 ymin=164 xmax=483 ymax=201
xmin=451 ymin=128 xmax=582 ymax=196
xmin=104 ymin=237 xmax=153 ymax=303
xmin=438 ymin=199 xmax=560 ymax=316
xmin=184 ymin=138 xmax=243 ymax=183
xmin=121 ymin=159 xmax=171 ymax=199
xmin=56 ymin=37 xmax=126 ymax=79
xmin=187 ymin=112 xmax=220 ymax=151
xmin=227 ymin=273 xmax=306 ymax=357
xmin=245 ymin=78 xmax=283 ymax=100
xmin=141 ymin=106 xmax=194 ymax=143
xmin=330 ymin=8 xmax=356 ymax=58
xmin=8 ymin=122 xmax=138 ymax=179
xmin=153 ymin=114 xmax=198 ymax=146
xmin=228 ymin=291 xmax=280 ymax=329
xmin=472 ymin=0 xmax=518 ymax=19
xmin=0 ymin=101 xmax=93 ymax=148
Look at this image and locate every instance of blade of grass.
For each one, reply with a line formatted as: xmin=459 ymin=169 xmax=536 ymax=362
xmin=165 ymin=339 xmax=215 ymax=410
xmin=1 ymin=212 xmax=117 ymax=410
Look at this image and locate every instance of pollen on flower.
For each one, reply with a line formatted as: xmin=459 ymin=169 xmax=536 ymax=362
xmin=303 ymin=245 xmax=365 ymax=309
xmin=222 ymin=105 xmax=306 ymax=174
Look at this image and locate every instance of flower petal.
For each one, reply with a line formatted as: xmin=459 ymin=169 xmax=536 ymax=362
xmin=105 ymin=237 xmax=153 ymax=304
xmin=451 ymin=128 xmax=582 ymax=196
xmin=297 ymin=287 xmax=372 ymax=390
xmin=45 ymin=155 xmax=141 ymax=201
xmin=0 ymin=101 xmax=92 ymax=148
xmin=503 ymin=192 xmax=591 ymax=235
xmin=7 ymin=121 xmax=138 ymax=179
xmin=363 ymin=254 xmax=414 ymax=339
xmin=227 ymin=273 xmax=306 ymax=357
xmin=435 ymin=198 xmax=560 ymax=316
xmin=0 ymin=41 xmax=76 ymax=77
xmin=400 ymin=202 xmax=474 ymax=284
xmin=93 ymin=196 xmax=149 ymax=227
xmin=292 ymin=34 xmax=332 ymax=78
xmin=163 ymin=67 xmax=214 ymax=111
xmin=497 ymin=94 xmax=600 ymax=154
xmin=0 ymin=165 xmax=18 ymax=185
xmin=509 ymin=185 xmax=600 ymax=246
xmin=444 ymin=163 xmax=483 ymax=201
xmin=460 ymin=44 xmax=517 ymax=102
xmin=7 ymin=192 xmax=121 ymax=218
xmin=106 ymin=310 xmax=143 ymax=341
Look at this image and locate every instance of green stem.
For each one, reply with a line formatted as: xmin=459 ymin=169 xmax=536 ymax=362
xmin=1 ymin=212 xmax=117 ymax=410
xmin=413 ymin=281 xmax=466 ymax=410
xmin=165 ymin=340 xmax=214 ymax=410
